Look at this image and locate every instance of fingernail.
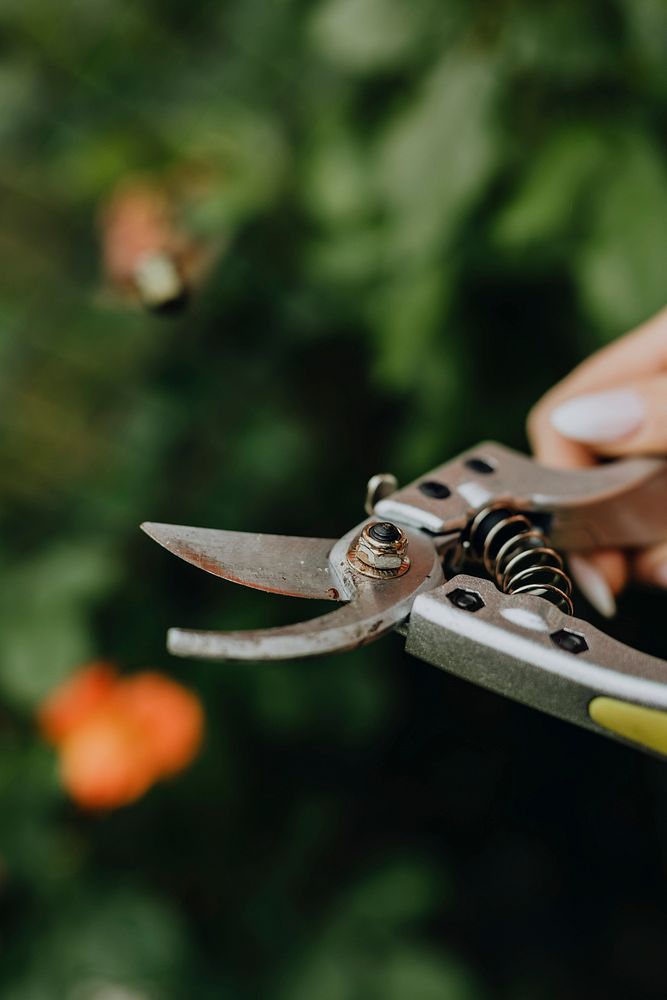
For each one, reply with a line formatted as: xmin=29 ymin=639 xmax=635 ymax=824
xmin=550 ymin=389 xmax=645 ymax=443
xmin=569 ymin=555 xmax=617 ymax=618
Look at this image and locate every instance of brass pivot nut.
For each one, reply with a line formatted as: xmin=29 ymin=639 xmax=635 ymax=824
xmin=347 ymin=521 xmax=411 ymax=579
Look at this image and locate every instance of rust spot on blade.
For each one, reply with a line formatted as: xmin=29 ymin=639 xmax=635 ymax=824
xmin=171 ymin=542 xmax=231 ymax=580
xmin=172 ymin=541 xmax=325 ymax=598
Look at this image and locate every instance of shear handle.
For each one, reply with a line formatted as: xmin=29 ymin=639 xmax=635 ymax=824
xmin=406 ymin=574 xmax=667 ymax=758
xmin=376 ymin=442 xmax=667 ymax=550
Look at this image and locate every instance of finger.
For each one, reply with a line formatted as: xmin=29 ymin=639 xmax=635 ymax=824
xmin=528 ymin=412 xmax=592 ymax=469
xmin=633 ymin=543 xmax=667 ymax=590
xmin=527 ymin=383 xmax=592 ymax=468
xmin=528 ymin=372 xmax=608 ymax=468
xmin=548 ymin=374 xmax=667 ymax=457
xmin=527 ymin=310 xmax=667 ymax=604
xmin=587 ymin=549 xmax=628 ymax=594
xmin=527 ymin=307 xmax=667 ymax=466
xmin=527 ymin=380 xmax=629 ymax=611
xmin=569 ymin=550 xmax=627 ymax=618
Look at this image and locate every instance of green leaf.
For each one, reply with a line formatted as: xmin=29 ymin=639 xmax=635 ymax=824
xmin=304 ymin=128 xmax=374 ymax=227
xmin=368 ymin=265 xmax=452 ymax=391
xmin=307 ymin=227 xmax=386 ymax=286
xmin=494 ymin=126 xmax=607 ymax=247
xmin=576 ymin=132 xmax=667 ymax=337
xmin=620 ymin=0 xmax=667 ymax=87
xmin=378 ymin=946 xmax=483 ymax=1000
xmin=0 ymin=542 xmax=118 ymax=709
xmin=499 ymin=2 xmax=616 ymax=81
xmin=308 ymin=0 xmax=428 ymax=73
xmin=332 ymin=857 xmax=447 ymax=930
xmin=282 ymin=938 xmax=481 ymax=1000
xmin=375 ymin=50 xmax=501 ymax=260
xmin=3 ymin=888 xmax=189 ymax=999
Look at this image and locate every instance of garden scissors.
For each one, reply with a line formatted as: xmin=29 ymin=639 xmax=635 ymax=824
xmin=143 ymin=443 xmax=667 ymax=757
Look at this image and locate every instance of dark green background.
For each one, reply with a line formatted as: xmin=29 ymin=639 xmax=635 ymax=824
xmin=2 ymin=1 xmax=667 ymax=997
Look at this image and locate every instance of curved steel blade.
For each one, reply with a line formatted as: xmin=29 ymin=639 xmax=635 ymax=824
xmin=167 ymin=592 xmax=403 ymax=660
xmin=164 ymin=526 xmax=443 ymax=661
xmin=141 ymin=522 xmax=344 ymax=600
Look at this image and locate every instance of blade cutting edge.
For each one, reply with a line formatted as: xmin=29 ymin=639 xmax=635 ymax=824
xmin=141 ymin=522 xmax=346 ymax=600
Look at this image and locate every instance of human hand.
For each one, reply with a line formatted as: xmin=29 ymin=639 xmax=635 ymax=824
xmin=528 ymin=307 xmax=667 ymax=617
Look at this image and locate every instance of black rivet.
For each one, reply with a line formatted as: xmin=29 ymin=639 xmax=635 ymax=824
xmin=419 ymin=480 xmax=451 ymax=499
xmin=464 ymin=457 xmax=495 ymax=475
xmin=447 ymin=588 xmax=484 ymax=612
xmin=368 ymin=521 xmax=401 ymax=543
xmin=550 ymin=628 xmax=588 ymax=654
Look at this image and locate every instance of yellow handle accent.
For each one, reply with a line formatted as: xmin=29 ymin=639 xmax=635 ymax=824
xmin=589 ymin=697 xmax=667 ymax=755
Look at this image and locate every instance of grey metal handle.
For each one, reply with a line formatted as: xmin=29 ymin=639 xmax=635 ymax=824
xmin=405 ymin=574 xmax=667 ymax=757
xmin=376 ymin=442 xmax=667 ymax=550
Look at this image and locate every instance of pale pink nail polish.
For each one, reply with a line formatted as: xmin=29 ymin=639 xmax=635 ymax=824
xmin=551 ymin=390 xmax=645 ymax=443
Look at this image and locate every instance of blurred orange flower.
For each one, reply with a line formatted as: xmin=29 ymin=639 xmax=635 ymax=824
xmin=39 ymin=663 xmax=204 ymax=810
xmin=59 ymin=710 xmax=155 ymax=811
xmin=38 ymin=661 xmax=117 ymax=745
xmin=113 ymin=672 xmax=204 ymax=778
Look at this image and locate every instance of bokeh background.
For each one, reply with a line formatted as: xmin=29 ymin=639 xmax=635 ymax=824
xmin=3 ymin=0 xmax=667 ymax=997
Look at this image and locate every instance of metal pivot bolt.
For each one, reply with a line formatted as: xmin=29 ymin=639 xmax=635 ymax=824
xmin=347 ymin=521 xmax=411 ymax=579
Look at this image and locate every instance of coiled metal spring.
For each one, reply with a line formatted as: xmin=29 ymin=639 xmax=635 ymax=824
xmin=468 ymin=507 xmax=573 ymax=615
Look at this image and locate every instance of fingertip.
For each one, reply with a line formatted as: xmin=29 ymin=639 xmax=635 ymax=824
xmin=529 ymin=420 xmax=593 ymax=470
xmin=527 ymin=392 xmax=594 ymax=469
xmin=587 ymin=549 xmax=629 ymax=595
xmin=569 ymin=553 xmax=622 ymax=618
xmin=634 ymin=544 xmax=667 ymax=590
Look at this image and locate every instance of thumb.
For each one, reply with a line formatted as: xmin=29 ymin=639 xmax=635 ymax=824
xmin=549 ymin=376 xmax=667 ymax=456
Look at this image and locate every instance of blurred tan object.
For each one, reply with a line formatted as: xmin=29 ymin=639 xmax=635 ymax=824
xmin=133 ymin=251 xmax=184 ymax=309
xmin=99 ymin=175 xmax=216 ymax=314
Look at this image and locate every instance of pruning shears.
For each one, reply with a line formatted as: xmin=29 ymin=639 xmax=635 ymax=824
xmin=143 ymin=443 xmax=667 ymax=758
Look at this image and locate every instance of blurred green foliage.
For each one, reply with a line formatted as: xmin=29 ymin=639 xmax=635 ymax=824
xmin=2 ymin=0 xmax=667 ymax=997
